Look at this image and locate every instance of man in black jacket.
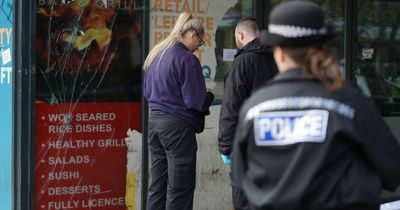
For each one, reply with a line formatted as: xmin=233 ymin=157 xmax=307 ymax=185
xmin=218 ymin=17 xmax=278 ymax=210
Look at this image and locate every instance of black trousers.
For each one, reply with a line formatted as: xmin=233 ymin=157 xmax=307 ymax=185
xmin=146 ymin=110 xmax=197 ymax=210
xmin=230 ymin=172 xmax=250 ymax=210
xmin=320 ymin=203 xmax=378 ymax=210
xmin=232 ymin=184 xmax=250 ymax=210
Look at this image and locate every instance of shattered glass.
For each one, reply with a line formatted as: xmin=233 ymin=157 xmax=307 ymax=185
xmin=35 ymin=1 xmax=143 ymax=209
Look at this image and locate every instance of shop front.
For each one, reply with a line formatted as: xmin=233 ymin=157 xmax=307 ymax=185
xmin=6 ymin=0 xmax=400 ymax=210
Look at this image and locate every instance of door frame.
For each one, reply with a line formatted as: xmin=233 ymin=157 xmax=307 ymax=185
xmin=13 ymin=0 xmax=36 ymax=210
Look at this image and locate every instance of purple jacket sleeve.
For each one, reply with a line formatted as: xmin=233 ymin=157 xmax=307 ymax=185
xmin=181 ymin=62 xmax=208 ymax=113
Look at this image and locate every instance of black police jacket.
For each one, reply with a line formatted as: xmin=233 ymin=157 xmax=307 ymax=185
xmin=232 ymin=69 xmax=400 ymax=210
xmin=218 ymin=38 xmax=278 ymax=155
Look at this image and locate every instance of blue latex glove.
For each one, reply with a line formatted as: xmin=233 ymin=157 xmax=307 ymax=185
xmin=221 ymin=154 xmax=231 ymax=166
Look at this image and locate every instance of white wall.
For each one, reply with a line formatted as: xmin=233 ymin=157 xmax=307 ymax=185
xmin=194 ymin=105 xmax=234 ymax=210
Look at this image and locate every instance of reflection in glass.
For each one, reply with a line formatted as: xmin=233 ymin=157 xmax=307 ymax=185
xmin=36 ymin=2 xmax=142 ymax=103
xmin=34 ymin=2 xmax=144 ymax=210
xmin=214 ymin=0 xmax=253 ymax=103
xmin=271 ymin=0 xmax=345 ymax=73
xmin=356 ymin=0 xmax=400 ymax=116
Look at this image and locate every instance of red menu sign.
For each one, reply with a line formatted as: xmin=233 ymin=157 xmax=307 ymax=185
xmin=35 ymin=102 xmax=140 ymax=210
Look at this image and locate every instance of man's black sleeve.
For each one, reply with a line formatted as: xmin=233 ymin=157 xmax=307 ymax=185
xmin=218 ymin=58 xmax=249 ymax=155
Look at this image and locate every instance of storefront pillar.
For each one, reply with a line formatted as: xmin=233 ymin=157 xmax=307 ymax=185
xmin=13 ymin=0 xmax=36 ymax=209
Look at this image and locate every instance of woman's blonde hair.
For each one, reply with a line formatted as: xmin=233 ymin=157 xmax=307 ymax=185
xmin=143 ymin=12 xmax=204 ymax=70
xmin=284 ymin=44 xmax=343 ymax=92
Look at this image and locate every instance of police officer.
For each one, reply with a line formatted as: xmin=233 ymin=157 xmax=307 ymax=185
xmin=232 ymin=1 xmax=400 ymax=210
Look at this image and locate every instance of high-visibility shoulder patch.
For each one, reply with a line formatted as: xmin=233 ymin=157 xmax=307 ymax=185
xmin=254 ymin=110 xmax=329 ymax=146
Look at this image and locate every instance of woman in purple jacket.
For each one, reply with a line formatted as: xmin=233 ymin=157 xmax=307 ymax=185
xmin=143 ymin=12 xmax=213 ymax=210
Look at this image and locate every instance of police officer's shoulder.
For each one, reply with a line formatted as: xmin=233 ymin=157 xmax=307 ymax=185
xmin=336 ymin=82 xmax=368 ymax=100
xmin=327 ymin=82 xmax=374 ymax=115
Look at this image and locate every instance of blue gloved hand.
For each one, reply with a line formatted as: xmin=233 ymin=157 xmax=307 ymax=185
xmin=221 ymin=154 xmax=231 ymax=166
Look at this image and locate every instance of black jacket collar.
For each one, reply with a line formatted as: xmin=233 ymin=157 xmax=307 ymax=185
xmin=235 ymin=38 xmax=272 ymax=58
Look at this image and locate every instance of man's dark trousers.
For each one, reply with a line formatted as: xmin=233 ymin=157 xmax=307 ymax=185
xmin=230 ymin=172 xmax=250 ymax=210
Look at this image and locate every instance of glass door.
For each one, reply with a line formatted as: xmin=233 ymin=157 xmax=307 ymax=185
xmin=355 ymin=0 xmax=400 ymax=203
xmin=355 ymin=0 xmax=400 ymax=138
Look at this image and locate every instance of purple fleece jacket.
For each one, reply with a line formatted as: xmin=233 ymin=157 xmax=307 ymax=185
xmin=144 ymin=42 xmax=211 ymax=132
